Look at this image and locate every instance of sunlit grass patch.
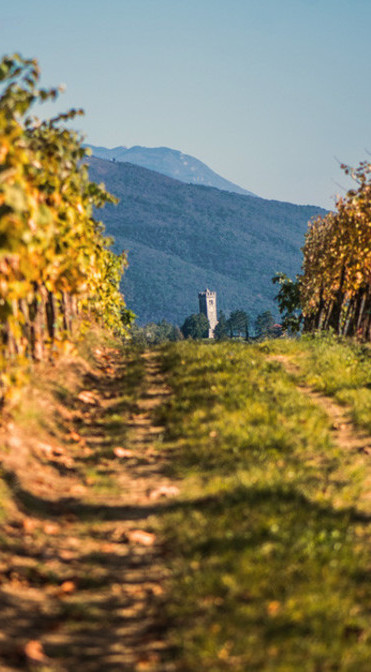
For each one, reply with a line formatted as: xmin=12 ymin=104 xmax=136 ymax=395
xmin=336 ymin=387 xmax=371 ymax=434
xmin=157 ymin=340 xmax=371 ymax=671
xmin=262 ymin=334 xmax=371 ymax=433
xmin=159 ymin=342 xmax=337 ymax=482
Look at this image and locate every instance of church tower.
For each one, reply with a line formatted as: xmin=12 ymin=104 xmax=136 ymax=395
xmin=198 ymin=289 xmax=218 ymax=338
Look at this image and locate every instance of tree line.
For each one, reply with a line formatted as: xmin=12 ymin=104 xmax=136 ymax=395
xmin=131 ymin=309 xmax=281 ymax=346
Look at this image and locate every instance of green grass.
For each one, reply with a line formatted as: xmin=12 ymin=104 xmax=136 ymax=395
xmin=156 ymin=340 xmax=371 ymax=671
xmin=262 ymin=333 xmax=371 ymax=433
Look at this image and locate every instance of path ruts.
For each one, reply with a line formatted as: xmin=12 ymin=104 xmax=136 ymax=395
xmin=270 ymin=354 xmax=371 ymax=509
xmin=0 ymin=348 xmax=177 ymax=672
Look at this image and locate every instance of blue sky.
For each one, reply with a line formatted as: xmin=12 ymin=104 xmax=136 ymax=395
xmin=2 ymin=0 xmax=371 ymax=208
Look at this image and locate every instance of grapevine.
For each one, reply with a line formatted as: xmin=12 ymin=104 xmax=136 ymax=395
xmin=301 ymin=162 xmax=371 ymax=340
xmin=0 ymin=54 xmax=133 ymax=397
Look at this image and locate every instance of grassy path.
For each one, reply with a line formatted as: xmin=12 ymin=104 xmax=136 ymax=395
xmin=156 ymin=339 xmax=371 ymax=671
xmin=270 ymin=353 xmax=371 ymax=453
xmin=0 ymin=341 xmax=178 ymax=672
xmin=270 ymin=353 xmax=371 ymax=510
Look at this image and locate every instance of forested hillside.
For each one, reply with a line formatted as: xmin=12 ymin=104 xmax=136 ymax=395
xmin=88 ymin=157 xmax=326 ymax=324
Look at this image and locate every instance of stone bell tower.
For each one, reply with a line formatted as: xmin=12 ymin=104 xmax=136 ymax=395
xmin=198 ymin=288 xmax=217 ymax=338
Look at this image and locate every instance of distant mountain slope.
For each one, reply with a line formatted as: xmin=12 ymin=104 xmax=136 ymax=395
xmin=88 ymin=156 xmax=326 ymax=325
xmin=87 ymin=144 xmax=256 ymax=197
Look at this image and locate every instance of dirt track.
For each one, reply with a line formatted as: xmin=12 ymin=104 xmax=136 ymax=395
xmin=0 ymin=348 xmax=177 ymax=672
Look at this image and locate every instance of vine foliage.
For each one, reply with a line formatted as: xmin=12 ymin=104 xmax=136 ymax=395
xmin=300 ymin=161 xmax=371 ymax=340
xmin=0 ymin=54 xmax=133 ymax=394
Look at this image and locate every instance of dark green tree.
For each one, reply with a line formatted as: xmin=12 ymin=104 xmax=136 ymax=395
xmin=272 ymin=272 xmax=302 ymax=334
xmin=131 ymin=320 xmax=183 ymax=346
xmin=214 ymin=311 xmax=229 ymax=341
xmin=255 ymin=310 xmax=275 ymax=339
xmin=155 ymin=319 xmax=183 ymax=343
xmin=227 ymin=309 xmax=249 ymax=339
xmin=181 ymin=313 xmax=209 ymax=339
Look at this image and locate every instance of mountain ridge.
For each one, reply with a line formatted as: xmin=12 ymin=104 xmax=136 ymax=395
xmin=87 ymin=143 xmax=257 ymax=197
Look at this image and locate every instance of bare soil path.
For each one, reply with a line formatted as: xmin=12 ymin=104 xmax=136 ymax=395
xmin=0 ymin=346 xmax=178 ymax=672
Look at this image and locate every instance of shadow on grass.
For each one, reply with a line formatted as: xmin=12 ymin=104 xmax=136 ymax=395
xmin=2 ymin=467 xmax=170 ymax=520
xmin=2 ymin=470 xmax=370 ymax=670
xmin=5 ymin=461 xmax=370 ymax=529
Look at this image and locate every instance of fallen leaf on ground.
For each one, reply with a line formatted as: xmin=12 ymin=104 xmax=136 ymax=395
xmin=113 ymin=447 xmax=135 ymax=458
xmin=147 ymin=583 xmax=164 ymax=596
xmin=267 ymin=600 xmax=281 ymax=615
xmin=101 ymin=542 xmax=116 ymax=553
xmin=136 ymin=654 xmax=160 ymax=670
xmin=68 ymin=431 xmax=82 ymax=442
xmin=37 ymin=442 xmax=53 ymax=455
xmin=59 ymin=550 xmax=76 ymax=561
xmin=59 ymin=457 xmax=75 ymax=469
xmin=43 ymin=522 xmax=60 ymax=535
xmin=59 ymin=580 xmax=76 ymax=594
xmin=7 ymin=433 xmax=22 ymax=449
xmin=77 ymin=390 xmax=99 ymax=405
xmin=124 ymin=584 xmax=146 ymax=597
xmin=126 ymin=530 xmax=156 ymax=546
xmin=24 ymin=640 xmax=47 ymax=662
xmin=149 ymin=485 xmax=180 ymax=500
xmin=22 ymin=518 xmax=38 ymax=533
xmin=70 ymin=484 xmax=86 ymax=495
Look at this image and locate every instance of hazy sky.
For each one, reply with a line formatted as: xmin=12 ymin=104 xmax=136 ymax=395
xmin=2 ymin=0 xmax=371 ymax=208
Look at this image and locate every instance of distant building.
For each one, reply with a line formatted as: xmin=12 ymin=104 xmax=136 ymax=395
xmin=198 ymin=289 xmax=218 ymax=338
